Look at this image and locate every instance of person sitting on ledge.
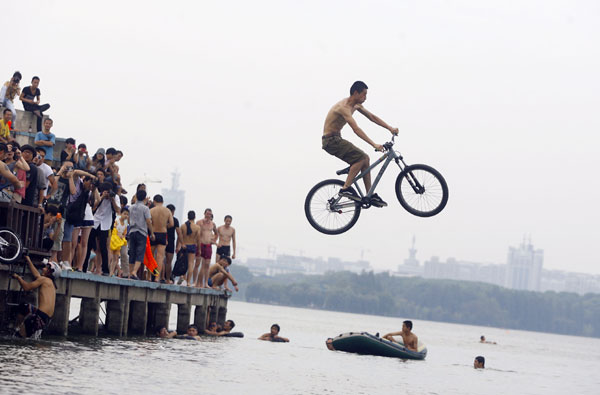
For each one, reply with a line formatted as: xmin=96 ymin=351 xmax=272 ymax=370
xmin=474 ymin=355 xmax=485 ymax=369
xmin=12 ymin=256 xmax=58 ymax=339
xmin=175 ymin=324 xmax=202 ymax=340
xmin=19 ymin=76 xmax=51 ymax=133
xmin=207 ymin=256 xmax=239 ymax=292
xmin=480 ymin=335 xmax=496 ymax=344
xmin=259 ymin=324 xmax=290 ymax=342
xmin=156 ymin=326 xmax=177 ymax=339
xmin=383 ymin=320 xmax=418 ymax=351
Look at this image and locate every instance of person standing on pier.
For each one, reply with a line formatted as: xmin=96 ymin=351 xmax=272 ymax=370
xmin=128 ymin=189 xmax=154 ymax=280
xmin=164 ymin=204 xmax=183 ymax=284
xmin=216 ymin=215 xmax=236 ymax=260
xmin=179 ymin=211 xmax=201 ymax=286
xmin=196 ymin=209 xmax=217 ymax=288
xmin=12 ymin=256 xmax=57 ymax=339
xmin=149 ymin=194 xmax=174 ymax=282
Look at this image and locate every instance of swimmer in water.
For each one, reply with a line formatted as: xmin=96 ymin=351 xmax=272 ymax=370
xmin=258 ymin=324 xmax=289 ymax=343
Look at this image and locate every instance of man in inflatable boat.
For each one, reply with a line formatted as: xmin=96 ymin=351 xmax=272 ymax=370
xmin=382 ymin=320 xmax=418 ymax=351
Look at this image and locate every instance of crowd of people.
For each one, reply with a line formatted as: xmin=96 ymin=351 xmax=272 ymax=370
xmin=1 ymin=70 xmax=239 ymax=290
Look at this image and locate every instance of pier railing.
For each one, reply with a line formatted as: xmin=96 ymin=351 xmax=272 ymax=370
xmin=0 ymin=201 xmax=49 ymax=258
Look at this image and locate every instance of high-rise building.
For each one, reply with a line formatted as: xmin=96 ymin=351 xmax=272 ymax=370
xmin=161 ymin=170 xmax=185 ymax=222
xmin=505 ymin=237 xmax=544 ymax=291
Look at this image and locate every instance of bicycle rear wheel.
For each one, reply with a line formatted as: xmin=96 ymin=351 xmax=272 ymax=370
xmin=0 ymin=227 xmax=23 ymax=264
xmin=305 ymin=179 xmax=361 ymax=235
xmin=395 ymin=164 xmax=448 ymax=217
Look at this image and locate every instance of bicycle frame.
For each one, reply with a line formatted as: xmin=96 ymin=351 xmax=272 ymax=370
xmin=350 ymin=144 xmax=407 ymax=199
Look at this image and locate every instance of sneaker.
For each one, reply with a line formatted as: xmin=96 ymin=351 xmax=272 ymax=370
xmin=339 ymin=187 xmax=361 ymax=201
xmin=370 ymin=193 xmax=388 ymax=207
xmin=60 ymin=261 xmax=73 ymax=271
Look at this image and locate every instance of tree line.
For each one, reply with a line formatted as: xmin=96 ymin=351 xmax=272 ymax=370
xmin=235 ymin=269 xmax=600 ymax=338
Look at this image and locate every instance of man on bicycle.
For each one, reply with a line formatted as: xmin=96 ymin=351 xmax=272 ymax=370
xmin=322 ymin=81 xmax=398 ymax=207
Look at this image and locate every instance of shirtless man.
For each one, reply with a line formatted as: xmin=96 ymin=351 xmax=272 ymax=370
xmin=258 ymin=324 xmax=289 ymax=342
xmin=216 ymin=215 xmax=236 ymax=260
xmin=207 ymin=256 xmax=239 ymax=292
xmin=12 ymin=256 xmax=58 ymax=339
xmin=149 ymin=194 xmax=174 ymax=282
xmin=195 ymin=208 xmax=217 ymax=288
xmin=179 ymin=210 xmax=201 ymax=286
xmin=383 ymin=320 xmax=419 ymax=351
xmin=322 ymin=81 xmax=399 ymax=207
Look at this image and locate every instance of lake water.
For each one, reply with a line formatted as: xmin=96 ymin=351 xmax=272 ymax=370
xmin=1 ymin=300 xmax=599 ymax=394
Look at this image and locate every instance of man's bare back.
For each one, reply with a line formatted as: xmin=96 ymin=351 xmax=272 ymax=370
xmin=150 ymin=205 xmax=173 ymax=233
xmin=180 ymin=222 xmax=200 ymax=245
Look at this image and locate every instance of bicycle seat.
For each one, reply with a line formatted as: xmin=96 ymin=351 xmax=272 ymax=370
xmin=336 ymin=166 xmax=350 ymax=176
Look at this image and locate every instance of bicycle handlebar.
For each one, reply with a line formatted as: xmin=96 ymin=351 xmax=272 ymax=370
xmin=375 ymin=134 xmax=396 ymax=152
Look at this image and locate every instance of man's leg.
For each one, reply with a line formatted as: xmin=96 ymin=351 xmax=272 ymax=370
xmin=200 ymin=258 xmax=210 ymax=288
xmin=98 ymin=229 xmax=110 ymax=274
xmin=164 ymin=252 xmax=173 ymax=283
xmin=155 ymin=245 xmax=166 ymax=281
xmin=185 ymin=253 xmax=195 ymax=285
xmin=192 ymin=256 xmax=201 ymax=286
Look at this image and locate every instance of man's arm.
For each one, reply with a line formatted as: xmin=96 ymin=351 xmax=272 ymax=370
xmin=232 ymin=228 xmax=236 ymax=259
xmin=167 ymin=211 xmax=174 ymax=228
xmin=339 ymin=107 xmax=383 ymax=151
xmin=25 ymin=256 xmax=41 ymax=278
xmin=356 ymin=106 xmax=399 ymax=135
xmin=47 ymin=174 xmax=58 ymax=197
xmin=211 ymin=224 xmax=218 ymax=244
xmin=258 ymin=333 xmax=270 ymax=340
xmin=0 ymin=163 xmax=22 ymax=189
xmin=275 ymin=336 xmax=290 ymax=342
xmin=175 ymin=226 xmax=184 ymax=252
xmin=146 ymin=216 xmax=155 ymax=240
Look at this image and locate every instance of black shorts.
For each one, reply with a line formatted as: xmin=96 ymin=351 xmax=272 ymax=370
xmin=15 ymin=303 xmax=50 ymax=339
xmin=150 ymin=232 xmax=167 ymax=246
xmin=216 ymin=245 xmax=231 ymax=258
xmin=166 ymin=234 xmax=176 ymax=254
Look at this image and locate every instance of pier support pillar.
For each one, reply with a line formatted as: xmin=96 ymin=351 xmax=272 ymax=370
xmin=105 ymin=300 xmax=126 ymax=336
xmin=208 ymin=304 xmax=218 ymax=326
xmin=79 ymin=297 xmax=100 ymax=336
xmin=217 ymin=306 xmax=227 ymax=328
xmin=128 ymin=301 xmax=147 ymax=336
xmin=154 ymin=303 xmax=170 ymax=331
xmin=47 ymin=293 xmax=71 ymax=336
xmin=177 ymin=304 xmax=191 ymax=333
xmin=194 ymin=303 xmax=209 ymax=333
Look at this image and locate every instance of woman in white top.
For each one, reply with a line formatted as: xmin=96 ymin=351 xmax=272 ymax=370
xmin=110 ymin=208 xmax=129 ymax=277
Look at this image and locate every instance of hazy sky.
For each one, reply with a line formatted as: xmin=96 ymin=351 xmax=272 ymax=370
xmin=3 ymin=0 xmax=599 ymax=274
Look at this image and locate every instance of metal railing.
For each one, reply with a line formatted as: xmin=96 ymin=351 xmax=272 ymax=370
xmin=0 ymin=201 xmax=49 ymax=257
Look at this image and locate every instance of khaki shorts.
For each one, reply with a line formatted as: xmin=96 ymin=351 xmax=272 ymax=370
xmin=322 ymin=135 xmax=367 ymax=165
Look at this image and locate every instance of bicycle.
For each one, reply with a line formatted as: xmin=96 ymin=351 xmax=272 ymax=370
xmin=305 ymin=136 xmax=449 ymax=234
xmin=0 ymin=226 xmax=24 ymax=264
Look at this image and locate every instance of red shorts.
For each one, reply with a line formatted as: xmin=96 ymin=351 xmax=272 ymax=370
xmin=197 ymin=243 xmax=212 ymax=259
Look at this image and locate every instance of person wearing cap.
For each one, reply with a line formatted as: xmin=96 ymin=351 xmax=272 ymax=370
xmin=0 ymin=71 xmax=22 ymax=129
xmin=90 ymin=148 xmax=105 ymax=173
xmin=12 ymin=256 xmax=57 ymax=339
xmin=19 ymin=144 xmax=39 ymax=207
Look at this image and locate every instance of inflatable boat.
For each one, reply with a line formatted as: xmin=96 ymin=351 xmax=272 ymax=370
xmin=330 ymin=332 xmax=427 ymax=360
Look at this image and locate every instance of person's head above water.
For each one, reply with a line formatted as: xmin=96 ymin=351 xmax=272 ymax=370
xmin=187 ymin=324 xmax=199 ymax=336
xmin=474 ymin=356 xmax=485 ymax=369
xmin=270 ymin=324 xmax=281 ymax=336
xmin=480 ymin=335 xmax=486 ymax=342
xmin=224 ymin=320 xmax=235 ymax=331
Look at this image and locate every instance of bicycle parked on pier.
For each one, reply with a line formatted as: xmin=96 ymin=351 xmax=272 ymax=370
xmin=304 ymin=136 xmax=449 ymax=234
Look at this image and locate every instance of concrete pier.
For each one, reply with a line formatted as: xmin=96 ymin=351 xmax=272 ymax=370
xmin=0 ymin=264 xmax=231 ymax=337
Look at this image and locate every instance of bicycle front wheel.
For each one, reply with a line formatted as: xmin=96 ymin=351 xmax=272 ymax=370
xmin=0 ymin=227 xmax=23 ymax=264
xmin=305 ymin=179 xmax=361 ymax=235
xmin=395 ymin=164 xmax=448 ymax=217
